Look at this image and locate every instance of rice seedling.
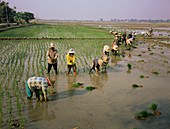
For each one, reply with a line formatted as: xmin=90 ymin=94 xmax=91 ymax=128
xmin=149 ymin=103 xmax=162 ymax=115
xmin=72 ymin=82 xmax=83 ymax=88
xmin=141 ymin=51 xmax=145 ymax=53
xmin=138 ymin=54 xmax=142 ymax=56
xmin=149 ymin=52 xmax=154 ymax=55
xmin=135 ymin=110 xmax=150 ymax=120
xmin=147 ymin=48 xmax=151 ymax=51
xmin=116 ymin=58 xmax=120 ymax=61
xmin=140 ymin=60 xmax=145 ymax=62
xmin=151 ymin=45 xmax=156 ymax=49
xmin=159 ymin=47 xmax=163 ymax=50
xmin=86 ymin=86 xmax=96 ymax=91
xmin=139 ymin=75 xmax=144 ymax=78
xmin=160 ymin=51 xmax=164 ymax=54
xmin=152 ymin=71 xmax=159 ymax=75
xmin=127 ymin=63 xmax=132 ymax=69
xmin=132 ymin=84 xmax=143 ymax=88
xmin=164 ymin=60 xmax=168 ymax=63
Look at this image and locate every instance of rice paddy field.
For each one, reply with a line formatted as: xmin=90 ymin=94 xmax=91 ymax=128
xmin=0 ymin=21 xmax=170 ymax=129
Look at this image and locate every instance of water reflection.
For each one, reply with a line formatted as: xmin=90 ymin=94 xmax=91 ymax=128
xmin=89 ymin=73 xmax=108 ymax=90
xmin=66 ymin=75 xmax=77 ymax=97
xmin=28 ymin=102 xmax=56 ymax=122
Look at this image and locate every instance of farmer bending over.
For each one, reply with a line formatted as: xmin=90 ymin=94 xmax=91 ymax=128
xmin=103 ymin=45 xmax=110 ymax=56
xmin=26 ymin=77 xmax=53 ymax=102
xmin=66 ymin=48 xmax=76 ymax=75
xmin=148 ymin=27 xmax=153 ymax=36
xmin=111 ymin=35 xmax=120 ymax=47
xmin=89 ymin=55 xmax=109 ymax=75
xmin=46 ymin=43 xmax=58 ymax=75
xmin=111 ymin=44 xmax=118 ymax=56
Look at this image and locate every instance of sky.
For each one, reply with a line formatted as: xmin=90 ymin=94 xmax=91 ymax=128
xmin=4 ymin=0 xmax=170 ymax=20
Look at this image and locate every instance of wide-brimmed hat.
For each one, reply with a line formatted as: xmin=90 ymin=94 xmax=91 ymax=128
xmin=113 ymin=45 xmax=118 ymax=50
xmin=68 ymin=48 xmax=75 ymax=54
xmin=50 ymin=43 xmax=55 ymax=48
xmin=104 ymin=45 xmax=110 ymax=52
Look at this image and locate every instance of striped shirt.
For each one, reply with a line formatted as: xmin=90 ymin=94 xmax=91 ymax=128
xmin=27 ymin=77 xmax=48 ymax=95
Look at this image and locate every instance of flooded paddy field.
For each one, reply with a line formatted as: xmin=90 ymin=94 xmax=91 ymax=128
xmin=0 ymin=22 xmax=170 ymax=129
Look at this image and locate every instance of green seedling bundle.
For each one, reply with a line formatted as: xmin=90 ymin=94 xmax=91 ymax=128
xmin=132 ymin=84 xmax=143 ymax=88
xmin=127 ymin=63 xmax=132 ymax=69
xmin=139 ymin=75 xmax=149 ymax=78
xmin=135 ymin=103 xmax=161 ymax=120
xmin=152 ymin=71 xmax=159 ymax=75
xmin=160 ymin=51 xmax=164 ymax=54
xmin=72 ymin=82 xmax=83 ymax=88
xmin=86 ymin=86 xmax=96 ymax=91
xmin=163 ymin=60 xmax=168 ymax=63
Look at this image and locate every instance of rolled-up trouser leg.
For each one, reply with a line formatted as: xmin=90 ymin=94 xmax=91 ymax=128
xmin=26 ymin=81 xmax=32 ymax=99
xmin=73 ymin=64 xmax=76 ymax=72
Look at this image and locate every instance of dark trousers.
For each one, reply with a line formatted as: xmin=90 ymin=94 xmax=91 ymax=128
xmin=111 ymin=49 xmax=118 ymax=56
xmin=48 ymin=63 xmax=57 ymax=74
xmin=67 ymin=64 xmax=76 ymax=73
xmin=122 ymin=38 xmax=126 ymax=45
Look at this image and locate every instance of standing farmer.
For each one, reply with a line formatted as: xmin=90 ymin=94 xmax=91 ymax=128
xmin=122 ymin=32 xmax=127 ymax=45
xmin=26 ymin=77 xmax=54 ymax=102
xmin=66 ymin=48 xmax=76 ymax=75
xmin=46 ymin=43 xmax=58 ymax=75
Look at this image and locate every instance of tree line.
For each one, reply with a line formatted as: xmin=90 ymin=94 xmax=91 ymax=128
xmin=0 ymin=0 xmax=35 ymax=24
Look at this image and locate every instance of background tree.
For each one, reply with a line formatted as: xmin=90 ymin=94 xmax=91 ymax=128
xmin=0 ymin=0 xmax=35 ymax=24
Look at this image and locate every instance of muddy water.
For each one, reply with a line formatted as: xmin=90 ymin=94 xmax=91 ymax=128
xmin=23 ymin=58 xmax=170 ymax=129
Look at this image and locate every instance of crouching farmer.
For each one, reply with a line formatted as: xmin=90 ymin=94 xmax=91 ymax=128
xmin=26 ymin=77 xmax=53 ymax=102
xmin=89 ymin=55 xmax=109 ymax=75
xmin=66 ymin=48 xmax=76 ymax=75
xmin=126 ymin=38 xmax=133 ymax=45
xmin=103 ymin=45 xmax=110 ymax=56
xmin=111 ymin=44 xmax=118 ymax=56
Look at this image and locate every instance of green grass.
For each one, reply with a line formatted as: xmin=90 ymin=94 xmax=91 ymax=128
xmin=0 ymin=24 xmax=113 ymax=38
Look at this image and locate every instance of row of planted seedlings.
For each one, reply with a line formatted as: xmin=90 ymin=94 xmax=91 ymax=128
xmin=8 ymin=41 xmax=28 ymax=127
xmin=0 ymin=40 xmax=28 ymax=128
xmin=0 ymin=42 xmax=13 ymax=125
